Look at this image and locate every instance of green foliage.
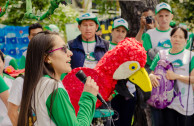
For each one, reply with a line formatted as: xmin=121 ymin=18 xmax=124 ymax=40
xmin=43 ymin=4 xmax=80 ymax=41
xmin=92 ymin=0 xmax=117 ymax=15
xmin=0 ymin=0 xmax=79 ymax=40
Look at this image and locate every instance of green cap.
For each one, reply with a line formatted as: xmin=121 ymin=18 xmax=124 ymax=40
xmin=169 ymin=20 xmax=176 ymax=27
xmin=155 ymin=2 xmax=172 ymax=14
xmin=112 ymin=18 xmax=129 ymax=31
xmin=76 ymin=13 xmax=101 ymax=31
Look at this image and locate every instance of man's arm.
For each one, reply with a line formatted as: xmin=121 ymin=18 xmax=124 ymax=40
xmin=8 ymin=102 xmax=19 ymax=126
xmin=136 ymin=16 xmax=146 ymax=43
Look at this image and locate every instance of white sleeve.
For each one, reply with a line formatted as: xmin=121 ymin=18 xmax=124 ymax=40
xmin=8 ymin=77 xmax=24 ymax=106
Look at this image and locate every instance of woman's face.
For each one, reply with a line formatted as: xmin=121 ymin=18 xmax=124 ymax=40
xmin=111 ymin=26 xmax=127 ymax=44
xmin=47 ymin=35 xmax=73 ymax=77
xmin=0 ymin=57 xmax=4 ymax=75
xmin=171 ymin=28 xmax=187 ymax=50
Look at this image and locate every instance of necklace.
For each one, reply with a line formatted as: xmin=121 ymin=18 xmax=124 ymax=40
xmin=86 ymin=40 xmax=90 ymax=59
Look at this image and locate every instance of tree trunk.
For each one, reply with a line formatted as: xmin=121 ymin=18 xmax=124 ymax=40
xmin=119 ymin=1 xmax=159 ymax=126
xmin=119 ymin=0 xmax=159 ymax=37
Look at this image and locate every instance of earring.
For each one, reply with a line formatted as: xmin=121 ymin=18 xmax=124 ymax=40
xmin=48 ymin=60 xmax=52 ymax=64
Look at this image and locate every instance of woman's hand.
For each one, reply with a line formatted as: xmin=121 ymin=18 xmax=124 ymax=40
xmin=166 ymin=70 xmax=178 ymax=80
xmin=83 ymin=76 xmax=99 ymax=96
xmin=149 ymin=73 xmax=161 ymax=88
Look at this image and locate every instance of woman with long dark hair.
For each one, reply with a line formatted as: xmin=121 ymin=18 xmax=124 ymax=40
xmin=17 ymin=31 xmax=99 ymax=126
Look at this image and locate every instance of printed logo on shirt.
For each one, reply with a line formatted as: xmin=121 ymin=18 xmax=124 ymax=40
xmin=85 ymin=52 xmax=96 ymax=61
xmin=157 ymin=39 xmax=172 ymax=48
xmin=172 ymin=59 xmax=183 ymax=68
xmin=181 ymin=88 xmax=185 ymax=95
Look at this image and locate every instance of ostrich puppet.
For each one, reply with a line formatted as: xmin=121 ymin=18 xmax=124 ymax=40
xmin=62 ymin=37 xmax=152 ymax=114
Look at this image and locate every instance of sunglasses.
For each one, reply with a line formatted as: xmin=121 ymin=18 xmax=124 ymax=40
xmin=48 ymin=45 xmax=69 ymax=53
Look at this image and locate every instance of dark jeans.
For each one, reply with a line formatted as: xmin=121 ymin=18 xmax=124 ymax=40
xmin=111 ymin=93 xmax=137 ymax=126
xmin=162 ymin=107 xmax=193 ymax=126
xmin=151 ymin=107 xmax=164 ymax=126
xmin=151 ymin=107 xmax=193 ymax=126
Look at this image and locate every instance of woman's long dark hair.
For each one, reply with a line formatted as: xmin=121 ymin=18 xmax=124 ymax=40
xmin=17 ymin=31 xmax=59 ymax=126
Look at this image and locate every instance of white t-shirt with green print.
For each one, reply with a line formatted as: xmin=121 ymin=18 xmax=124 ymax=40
xmin=150 ymin=49 xmax=194 ymax=115
xmin=143 ymin=28 xmax=172 ymax=66
xmin=82 ymin=40 xmax=98 ymax=68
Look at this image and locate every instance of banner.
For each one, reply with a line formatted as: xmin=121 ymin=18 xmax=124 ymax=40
xmin=0 ymin=24 xmax=29 ymax=59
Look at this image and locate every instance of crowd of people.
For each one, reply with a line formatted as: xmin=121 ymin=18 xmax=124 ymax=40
xmin=0 ymin=2 xmax=194 ymax=126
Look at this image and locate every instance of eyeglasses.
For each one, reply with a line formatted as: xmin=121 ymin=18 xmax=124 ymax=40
xmin=48 ymin=45 xmax=68 ymax=53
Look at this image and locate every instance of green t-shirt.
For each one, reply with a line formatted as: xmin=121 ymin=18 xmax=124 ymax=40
xmin=0 ymin=75 xmax=9 ymax=93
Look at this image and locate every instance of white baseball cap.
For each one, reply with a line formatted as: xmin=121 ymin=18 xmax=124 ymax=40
xmin=155 ymin=2 xmax=172 ymax=14
xmin=45 ymin=24 xmax=59 ymax=33
xmin=112 ymin=18 xmax=129 ymax=31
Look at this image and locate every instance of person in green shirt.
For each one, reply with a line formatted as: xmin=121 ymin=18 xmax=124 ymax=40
xmin=0 ymin=50 xmax=14 ymax=125
xmin=135 ymin=7 xmax=157 ymax=43
xmin=19 ymin=23 xmax=43 ymax=69
xmin=18 ymin=31 xmax=99 ymax=126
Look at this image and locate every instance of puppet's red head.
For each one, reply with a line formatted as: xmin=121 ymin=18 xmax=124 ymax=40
xmin=63 ymin=38 xmax=152 ymax=114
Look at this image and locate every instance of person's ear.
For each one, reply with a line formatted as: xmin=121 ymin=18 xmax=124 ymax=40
xmin=171 ymin=14 xmax=174 ymax=20
xmin=78 ymin=25 xmax=81 ymax=31
xmin=28 ymin=35 xmax=31 ymax=41
xmin=44 ymin=55 xmax=52 ymax=64
xmin=96 ymin=24 xmax=99 ymax=31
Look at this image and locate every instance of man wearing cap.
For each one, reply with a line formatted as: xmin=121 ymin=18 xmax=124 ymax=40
xmin=68 ymin=13 xmax=109 ymax=69
xmin=142 ymin=2 xmax=173 ymax=73
xmin=135 ymin=7 xmax=157 ymax=43
xmin=142 ymin=2 xmax=174 ymax=126
xmin=109 ymin=18 xmax=129 ymax=50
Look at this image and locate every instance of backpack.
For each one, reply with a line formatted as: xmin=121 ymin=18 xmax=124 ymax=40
xmin=147 ymin=50 xmax=183 ymax=109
